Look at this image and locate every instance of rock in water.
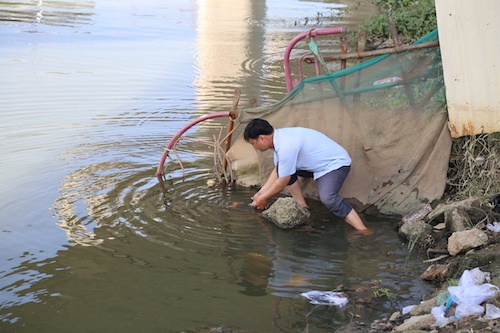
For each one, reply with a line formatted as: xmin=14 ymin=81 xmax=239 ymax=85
xmin=261 ymin=197 xmax=310 ymax=229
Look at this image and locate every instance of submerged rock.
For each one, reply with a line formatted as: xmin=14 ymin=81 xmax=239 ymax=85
xmin=261 ymin=197 xmax=310 ymax=229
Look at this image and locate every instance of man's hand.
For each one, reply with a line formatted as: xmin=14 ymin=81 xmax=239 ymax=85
xmin=250 ymin=194 xmax=268 ymax=210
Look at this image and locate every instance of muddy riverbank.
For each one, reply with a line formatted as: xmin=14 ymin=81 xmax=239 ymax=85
xmin=337 ymin=196 xmax=500 ymax=332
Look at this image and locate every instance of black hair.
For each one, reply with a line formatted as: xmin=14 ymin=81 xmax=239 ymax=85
xmin=243 ymin=119 xmax=274 ymax=141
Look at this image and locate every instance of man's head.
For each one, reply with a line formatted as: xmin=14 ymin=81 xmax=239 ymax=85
xmin=243 ymin=118 xmax=274 ymax=151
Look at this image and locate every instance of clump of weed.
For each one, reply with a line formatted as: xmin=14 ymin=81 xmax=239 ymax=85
xmin=446 ymin=133 xmax=500 ymax=200
xmin=351 ymin=0 xmax=437 ymax=47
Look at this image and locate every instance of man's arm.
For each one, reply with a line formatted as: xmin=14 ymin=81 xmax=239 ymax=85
xmin=252 ymin=171 xmax=291 ymax=209
xmin=254 ymin=167 xmax=278 ymax=197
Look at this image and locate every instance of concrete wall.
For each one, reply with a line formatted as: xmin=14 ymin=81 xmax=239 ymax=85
xmin=435 ymin=0 xmax=500 ymax=138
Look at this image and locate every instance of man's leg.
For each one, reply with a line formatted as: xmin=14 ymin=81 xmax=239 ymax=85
xmin=285 ymin=170 xmax=313 ymax=209
xmin=316 ymin=167 xmax=370 ymax=231
xmin=286 ymin=181 xmax=308 ymax=208
xmin=344 ymin=209 xmax=369 ymax=231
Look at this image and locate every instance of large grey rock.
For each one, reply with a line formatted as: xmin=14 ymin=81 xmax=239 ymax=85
xmin=447 ymin=228 xmax=489 ymax=256
xmin=261 ymin=197 xmax=310 ymax=229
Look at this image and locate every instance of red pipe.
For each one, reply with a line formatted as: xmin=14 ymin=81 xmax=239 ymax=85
xmin=283 ymin=27 xmax=347 ymax=91
xmin=156 ymin=111 xmax=231 ymax=179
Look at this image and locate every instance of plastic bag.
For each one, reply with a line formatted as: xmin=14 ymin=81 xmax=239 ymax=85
xmin=402 ymin=305 xmax=414 ymax=315
xmin=449 ymin=283 xmax=499 ymax=307
xmin=484 ymin=304 xmax=500 ymax=320
xmin=486 ymin=221 xmax=500 ymax=232
xmin=431 ymin=306 xmax=447 ymax=326
xmin=447 ymin=268 xmax=499 ymax=319
xmin=300 ymin=290 xmax=348 ymax=307
xmin=431 ymin=268 xmax=500 ymax=325
xmin=455 ymin=303 xmax=485 ymax=318
xmin=458 ymin=267 xmax=490 ymax=285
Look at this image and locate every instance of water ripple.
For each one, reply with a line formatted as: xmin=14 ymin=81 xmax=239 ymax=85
xmin=0 ymin=0 xmax=94 ymax=28
xmin=53 ymin=161 xmax=259 ymax=251
xmin=51 ymin=158 xmax=363 ymax=300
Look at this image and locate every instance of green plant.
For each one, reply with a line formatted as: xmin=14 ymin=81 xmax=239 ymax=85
xmin=445 ymin=279 xmax=459 ymax=287
xmin=353 ymin=0 xmax=437 ymax=45
xmin=294 ymin=9 xmax=343 ymax=27
xmin=407 ymin=232 xmax=421 ymax=256
xmin=370 ymin=280 xmax=393 ymax=299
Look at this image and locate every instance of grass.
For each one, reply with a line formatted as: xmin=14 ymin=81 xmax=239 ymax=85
xmin=446 ymin=133 xmax=500 ymax=200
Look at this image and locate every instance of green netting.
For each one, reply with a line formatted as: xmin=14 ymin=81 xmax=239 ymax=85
xmin=228 ymin=30 xmax=451 ymax=216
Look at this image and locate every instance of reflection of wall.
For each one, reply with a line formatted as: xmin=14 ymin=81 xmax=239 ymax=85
xmin=196 ymin=1 xmax=251 ymax=82
xmin=0 ymin=0 xmax=94 ymax=27
xmin=194 ymin=0 xmax=266 ymax=109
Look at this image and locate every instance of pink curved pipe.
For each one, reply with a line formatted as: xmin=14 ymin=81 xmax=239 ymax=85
xmin=284 ymin=27 xmax=347 ymax=91
xmin=156 ymin=111 xmax=231 ymax=179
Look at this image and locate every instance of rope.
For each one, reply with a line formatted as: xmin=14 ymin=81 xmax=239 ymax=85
xmin=307 ymin=36 xmax=331 ymax=74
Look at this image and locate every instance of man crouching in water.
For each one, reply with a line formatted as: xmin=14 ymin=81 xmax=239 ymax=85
xmin=244 ymin=118 xmax=373 ymax=235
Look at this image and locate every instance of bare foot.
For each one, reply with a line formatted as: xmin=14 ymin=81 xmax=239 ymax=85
xmin=358 ymin=228 xmax=374 ymax=236
xmin=346 ymin=228 xmax=374 ymax=241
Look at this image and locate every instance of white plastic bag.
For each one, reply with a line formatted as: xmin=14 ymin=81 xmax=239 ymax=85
xmin=455 ymin=303 xmax=485 ymax=318
xmin=447 ymin=268 xmax=499 ymax=319
xmin=449 ymin=283 xmax=499 ymax=308
xmin=458 ymin=267 xmax=490 ymax=285
xmin=431 ymin=306 xmax=447 ymax=326
xmin=484 ymin=304 xmax=500 ymax=320
xmin=300 ymin=290 xmax=348 ymax=307
xmin=402 ymin=305 xmax=414 ymax=315
xmin=432 ymin=268 xmax=500 ymax=325
xmin=486 ymin=221 xmax=500 ymax=232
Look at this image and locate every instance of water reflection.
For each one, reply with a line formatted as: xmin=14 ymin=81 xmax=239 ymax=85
xmin=0 ymin=0 xmax=94 ymax=27
xmin=195 ymin=0 xmax=267 ymax=108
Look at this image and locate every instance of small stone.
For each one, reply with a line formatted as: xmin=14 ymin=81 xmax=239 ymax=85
xmin=419 ymin=264 xmax=448 ymax=281
xmin=389 ymin=311 xmax=401 ymax=321
xmin=445 ymin=208 xmax=470 ymax=232
xmin=409 ymin=296 xmax=437 ymax=316
xmin=398 ymin=219 xmax=432 ymax=240
xmin=433 ymin=222 xmax=446 ymax=230
xmin=394 ymin=314 xmax=435 ymax=331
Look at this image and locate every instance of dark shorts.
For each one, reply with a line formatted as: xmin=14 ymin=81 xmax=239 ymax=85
xmin=287 ymin=170 xmax=314 ymax=185
xmin=287 ymin=166 xmax=353 ymax=220
xmin=275 ymin=163 xmax=314 ymax=185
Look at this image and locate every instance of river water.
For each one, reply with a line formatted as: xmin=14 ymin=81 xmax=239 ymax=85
xmin=0 ymin=1 xmax=435 ymax=332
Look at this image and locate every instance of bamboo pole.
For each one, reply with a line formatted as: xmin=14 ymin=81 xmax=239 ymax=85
xmin=223 ymin=89 xmax=240 ymax=172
